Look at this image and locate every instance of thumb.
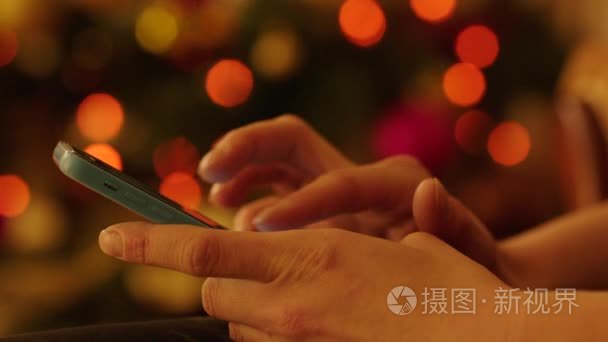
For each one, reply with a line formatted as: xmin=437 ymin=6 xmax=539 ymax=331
xmin=412 ymin=178 xmax=497 ymax=270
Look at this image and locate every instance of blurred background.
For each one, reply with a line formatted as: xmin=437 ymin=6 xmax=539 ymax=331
xmin=1 ymin=0 xmax=608 ymax=335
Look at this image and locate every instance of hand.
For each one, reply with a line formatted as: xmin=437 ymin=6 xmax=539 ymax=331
xmin=98 ymin=223 xmax=511 ymax=341
xmin=198 ymin=114 xmax=430 ymax=239
xmin=198 ymin=115 xmax=497 ymax=270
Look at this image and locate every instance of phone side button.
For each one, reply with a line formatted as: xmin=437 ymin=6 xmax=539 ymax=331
xmin=124 ymin=191 xmax=147 ymax=206
xmin=148 ymin=203 xmax=175 ymax=221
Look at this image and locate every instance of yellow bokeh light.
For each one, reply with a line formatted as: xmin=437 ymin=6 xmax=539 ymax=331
xmin=251 ymin=29 xmax=301 ymax=80
xmin=135 ymin=6 xmax=179 ymax=54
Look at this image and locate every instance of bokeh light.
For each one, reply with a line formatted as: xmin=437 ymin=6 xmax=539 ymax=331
xmin=455 ymin=25 xmax=499 ymax=69
xmin=0 ymin=0 xmax=29 ymax=28
xmin=76 ymin=93 xmax=124 ymax=142
xmin=153 ymin=137 xmax=200 ymax=179
xmin=84 ymin=143 xmax=123 ymax=171
xmin=372 ymin=102 xmax=455 ymax=171
xmin=339 ymin=0 xmax=386 ymax=47
xmin=135 ymin=5 xmax=179 ymax=54
xmin=159 ymin=172 xmax=203 ymax=209
xmin=410 ymin=0 xmax=456 ymax=23
xmin=6 ymin=195 xmax=67 ymax=253
xmin=442 ymin=62 xmax=486 ymax=107
xmin=251 ymin=29 xmax=301 ymax=80
xmin=205 ymin=59 xmax=254 ymax=108
xmin=0 ymin=175 xmax=31 ymax=218
xmin=454 ymin=110 xmax=493 ymax=155
xmin=0 ymin=29 xmax=18 ymax=67
xmin=487 ymin=121 xmax=531 ymax=166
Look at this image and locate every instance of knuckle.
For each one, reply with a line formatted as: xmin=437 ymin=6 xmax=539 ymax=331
xmin=201 ymin=278 xmax=220 ymax=317
xmin=297 ymin=230 xmax=340 ymax=274
xmin=184 ymin=233 xmax=222 ymax=276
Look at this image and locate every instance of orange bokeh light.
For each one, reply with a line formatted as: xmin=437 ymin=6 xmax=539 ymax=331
xmin=153 ymin=137 xmax=201 ymax=179
xmin=76 ymin=93 xmax=124 ymax=142
xmin=0 ymin=29 xmax=18 ymax=67
xmin=205 ymin=59 xmax=254 ymax=108
xmin=454 ymin=110 xmax=493 ymax=155
xmin=487 ymin=121 xmax=531 ymax=166
xmin=455 ymin=25 xmax=499 ymax=69
xmin=159 ymin=172 xmax=203 ymax=209
xmin=410 ymin=0 xmax=456 ymax=23
xmin=85 ymin=143 xmax=123 ymax=171
xmin=339 ymin=0 xmax=386 ymax=47
xmin=0 ymin=175 xmax=31 ymax=218
xmin=442 ymin=63 xmax=486 ymax=107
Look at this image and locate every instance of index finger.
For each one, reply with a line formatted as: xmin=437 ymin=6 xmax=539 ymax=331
xmin=198 ymin=114 xmax=350 ymax=183
xmin=98 ymin=222 xmax=288 ymax=282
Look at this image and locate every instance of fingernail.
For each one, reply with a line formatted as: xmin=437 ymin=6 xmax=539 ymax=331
xmin=99 ymin=229 xmax=123 ymax=258
xmin=253 ymin=211 xmax=274 ymax=232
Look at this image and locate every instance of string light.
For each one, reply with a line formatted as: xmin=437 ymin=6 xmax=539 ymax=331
xmin=135 ymin=5 xmax=179 ymax=54
xmin=410 ymin=0 xmax=456 ymax=23
xmin=84 ymin=143 xmax=123 ymax=171
xmin=442 ymin=63 xmax=486 ymax=107
xmin=159 ymin=172 xmax=203 ymax=209
xmin=153 ymin=137 xmax=200 ymax=179
xmin=455 ymin=25 xmax=499 ymax=69
xmin=0 ymin=29 xmax=18 ymax=67
xmin=487 ymin=121 xmax=531 ymax=166
xmin=454 ymin=110 xmax=493 ymax=155
xmin=76 ymin=93 xmax=124 ymax=142
xmin=205 ymin=59 xmax=254 ymax=108
xmin=339 ymin=0 xmax=386 ymax=47
xmin=0 ymin=175 xmax=30 ymax=218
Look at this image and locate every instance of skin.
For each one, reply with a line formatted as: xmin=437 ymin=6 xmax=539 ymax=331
xmin=100 ymin=115 xmax=607 ymax=340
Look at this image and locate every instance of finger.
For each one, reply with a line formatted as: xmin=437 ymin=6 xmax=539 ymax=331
xmin=198 ymin=114 xmax=350 ymax=183
xmin=229 ymin=322 xmax=287 ymax=342
xmin=98 ymin=222 xmax=290 ymax=281
xmin=412 ymin=178 xmax=497 ymax=269
xmin=209 ymin=165 xmax=301 ymax=207
xmin=234 ymin=196 xmax=281 ymax=231
xmin=252 ymin=156 xmax=429 ymax=232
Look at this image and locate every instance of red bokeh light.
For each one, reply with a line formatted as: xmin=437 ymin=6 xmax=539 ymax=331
xmin=0 ymin=29 xmax=18 ymax=67
xmin=455 ymin=25 xmax=499 ymax=69
xmin=442 ymin=63 xmax=486 ymax=107
xmin=153 ymin=137 xmax=201 ymax=179
xmin=205 ymin=59 xmax=254 ymax=108
xmin=76 ymin=93 xmax=125 ymax=142
xmin=0 ymin=175 xmax=31 ymax=218
xmin=339 ymin=0 xmax=386 ymax=47
xmin=487 ymin=121 xmax=531 ymax=166
xmin=410 ymin=0 xmax=456 ymax=23
xmin=159 ymin=172 xmax=203 ymax=209
xmin=85 ymin=143 xmax=123 ymax=171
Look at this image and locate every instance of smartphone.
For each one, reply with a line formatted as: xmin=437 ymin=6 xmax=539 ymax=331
xmin=53 ymin=141 xmax=224 ymax=229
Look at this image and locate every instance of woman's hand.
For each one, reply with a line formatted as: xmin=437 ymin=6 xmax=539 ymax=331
xmin=198 ymin=114 xmax=430 ymax=239
xmin=98 ymin=223 xmax=511 ymax=341
xmin=198 ymin=115 xmax=497 ymax=270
